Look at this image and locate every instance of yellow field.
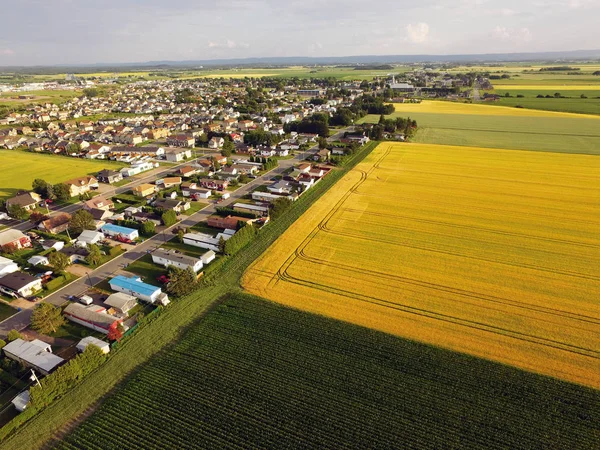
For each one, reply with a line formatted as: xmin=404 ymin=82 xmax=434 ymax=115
xmin=393 ymin=100 xmax=600 ymax=119
xmin=492 ymin=84 xmax=600 ymax=90
xmin=243 ymin=142 xmax=600 ymax=388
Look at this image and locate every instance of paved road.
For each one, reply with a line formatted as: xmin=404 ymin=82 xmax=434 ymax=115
xmin=0 ymin=131 xmax=349 ymax=337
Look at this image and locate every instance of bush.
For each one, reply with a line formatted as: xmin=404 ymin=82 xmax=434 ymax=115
xmin=0 ymin=339 xmax=6 ymax=350
xmin=140 ymin=221 xmax=155 ymax=236
xmin=44 ymin=275 xmax=67 ymax=291
xmin=215 ymin=207 xmax=257 ymax=219
xmin=161 ymin=210 xmax=177 ymax=227
xmin=7 ymin=330 xmax=23 ymax=342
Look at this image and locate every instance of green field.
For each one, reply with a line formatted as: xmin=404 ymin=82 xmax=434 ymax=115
xmin=55 ymin=293 xmax=600 ymax=450
xmin=357 ymin=110 xmax=600 ymax=154
xmin=0 ymin=90 xmax=80 ymax=108
xmin=0 ymin=151 xmax=125 ymax=199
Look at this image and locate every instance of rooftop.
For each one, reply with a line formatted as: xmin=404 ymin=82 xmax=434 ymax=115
xmin=109 ymin=275 xmax=160 ymax=297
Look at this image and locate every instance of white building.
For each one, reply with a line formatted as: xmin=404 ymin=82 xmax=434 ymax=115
xmin=183 ymin=232 xmax=233 ymax=252
xmin=76 ymin=336 xmax=111 ymax=354
xmin=104 ymin=292 xmax=138 ymax=314
xmin=151 ymin=248 xmax=203 ymax=272
xmin=3 ymin=339 xmax=64 ymax=375
xmin=201 ymin=250 xmax=216 ymax=265
xmin=0 ymin=256 xmax=19 ymax=278
xmin=27 ymin=255 xmax=49 ymax=266
xmin=76 ymin=230 xmax=104 ymax=247
xmin=109 ymin=275 xmax=169 ymax=305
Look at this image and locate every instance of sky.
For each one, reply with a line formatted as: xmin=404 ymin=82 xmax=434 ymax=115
xmin=0 ymin=0 xmax=599 ymax=66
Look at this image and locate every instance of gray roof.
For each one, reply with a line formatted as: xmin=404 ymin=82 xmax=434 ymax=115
xmin=3 ymin=339 xmax=64 ymax=373
xmin=152 ymin=248 xmax=201 ymax=267
xmin=0 ymin=272 xmax=39 ymax=291
xmin=64 ymin=303 xmax=119 ymax=329
xmin=0 ymin=230 xmax=28 ymax=247
xmin=104 ymin=292 xmax=138 ymax=310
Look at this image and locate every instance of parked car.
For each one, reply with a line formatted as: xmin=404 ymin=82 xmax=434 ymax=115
xmin=156 ymin=275 xmax=170 ymax=285
xmin=79 ymin=295 xmax=93 ymax=305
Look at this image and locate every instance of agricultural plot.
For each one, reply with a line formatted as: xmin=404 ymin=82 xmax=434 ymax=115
xmin=56 ymin=293 xmax=600 ymax=450
xmin=244 ymin=142 xmax=600 ymax=389
xmin=356 ymin=101 xmax=600 ymax=154
xmin=0 ymin=150 xmax=124 ymax=199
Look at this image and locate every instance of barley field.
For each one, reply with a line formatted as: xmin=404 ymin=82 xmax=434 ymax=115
xmin=243 ymin=142 xmax=600 ymax=388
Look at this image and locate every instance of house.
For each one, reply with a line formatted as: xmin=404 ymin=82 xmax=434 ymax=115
xmin=198 ymin=178 xmax=228 ymax=191
xmin=76 ymin=230 xmax=104 ymax=247
xmin=0 ymin=256 xmax=19 ymax=278
xmin=233 ymin=203 xmax=269 ymax=217
xmin=154 ymin=198 xmax=190 ymax=213
xmin=331 ymin=147 xmax=346 ymax=156
xmin=60 ymin=246 xmax=90 ymax=264
xmin=183 ymin=232 xmax=233 ymax=252
xmin=151 ymin=248 xmax=203 ymax=272
xmin=158 ymin=177 xmax=182 ymax=189
xmin=64 ymin=176 xmax=99 ymax=197
xmin=208 ymin=137 xmax=224 ymax=149
xmin=132 ymin=183 xmax=156 ymax=197
xmin=120 ymin=162 xmax=155 ymax=178
xmin=0 ymin=230 xmax=31 ymax=251
xmin=76 ymin=336 xmax=110 ymax=354
xmin=164 ymin=147 xmax=192 ymax=162
xmin=109 ymin=275 xmax=169 ymax=304
xmin=27 ymin=255 xmax=49 ymax=266
xmin=179 ymin=166 xmax=200 ymax=178
xmin=64 ymin=303 xmax=123 ymax=335
xmin=84 ymin=197 xmax=114 ymax=211
xmin=314 ymin=149 xmax=331 ymax=162
xmin=231 ymin=163 xmax=258 ymax=175
xmin=39 ymin=213 xmax=71 ymax=234
xmin=0 ymin=272 xmax=43 ymax=298
xmin=201 ymin=250 xmax=216 ymax=265
xmin=101 ymin=224 xmax=139 ymax=241
xmin=41 ymin=239 xmax=64 ymax=251
xmin=268 ymin=180 xmax=294 ymax=194
xmin=207 ymin=215 xmax=252 ymax=231
xmin=97 ymin=169 xmax=123 ymax=184
xmin=104 ymin=292 xmax=138 ymax=314
xmin=166 ymin=134 xmax=195 ymax=148
xmin=252 ymin=191 xmax=298 ymax=203
xmin=6 ymin=192 xmax=42 ymax=211
xmin=3 ymin=339 xmax=64 ymax=376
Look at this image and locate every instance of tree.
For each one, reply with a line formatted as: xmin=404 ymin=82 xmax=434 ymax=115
xmin=29 ymin=212 xmax=48 ymax=224
xmin=318 ymin=137 xmax=328 ymax=149
xmin=140 ymin=221 xmax=156 ymax=237
xmin=270 ymin=197 xmax=293 ymax=220
xmin=177 ymin=229 xmax=185 ymax=243
xmin=48 ymin=251 xmax=70 ymax=273
xmin=161 ymin=210 xmax=177 ymax=227
xmin=221 ymin=139 xmax=234 ymax=156
xmin=0 ymin=339 xmax=6 ymax=350
xmin=69 ymin=210 xmax=96 ymax=235
xmin=107 ymin=322 xmax=125 ymax=342
xmin=218 ymin=236 xmax=226 ymax=253
xmin=86 ymin=244 xmax=103 ymax=266
xmin=32 ymin=178 xmax=50 ymax=197
xmin=0 ymin=199 xmax=5 ymax=212
xmin=7 ymin=330 xmax=22 ymax=342
xmin=83 ymin=88 xmax=98 ymax=98
xmin=53 ymin=183 xmax=71 ymax=202
xmin=30 ymin=303 xmax=65 ymax=334
xmin=8 ymin=204 xmax=28 ymax=220
xmin=166 ymin=266 xmax=197 ymax=297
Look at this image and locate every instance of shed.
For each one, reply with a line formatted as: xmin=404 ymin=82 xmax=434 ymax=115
xmin=104 ymin=292 xmax=138 ymax=314
xmin=76 ymin=336 xmax=111 ymax=354
xmin=201 ymin=250 xmax=216 ymax=265
xmin=27 ymin=255 xmax=49 ymax=266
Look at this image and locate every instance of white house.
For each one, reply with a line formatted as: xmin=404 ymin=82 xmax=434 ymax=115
xmin=0 ymin=256 xmax=19 ymax=278
xmin=76 ymin=336 xmax=110 ymax=354
xmin=76 ymin=230 xmax=104 ymax=247
xmin=201 ymin=250 xmax=216 ymax=265
xmin=208 ymin=137 xmax=224 ymax=149
xmin=27 ymin=255 xmax=49 ymax=266
xmin=0 ymin=272 xmax=43 ymax=298
xmin=3 ymin=339 xmax=64 ymax=375
xmin=183 ymin=232 xmax=233 ymax=252
xmin=151 ymin=248 xmax=203 ymax=272
xmin=109 ymin=275 xmax=169 ymax=305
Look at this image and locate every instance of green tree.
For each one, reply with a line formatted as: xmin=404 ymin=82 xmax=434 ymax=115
xmin=69 ymin=209 xmax=96 ymax=235
xmin=161 ymin=210 xmax=177 ymax=227
xmin=53 ymin=183 xmax=71 ymax=202
xmin=318 ymin=137 xmax=328 ymax=149
xmin=0 ymin=339 xmax=6 ymax=350
xmin=218 ymin=236 xmax=226 ymax=253
xmin=48 ymin=251 xmax=70 ymax=272
xmin=32 ymin=178 xmax=50 ymax=197
xmin=221 ymin=139 xmax=234 ymax=156
xmin=270 ymin=197 xmax=293 ymax=220
xmin=140 ymin=221 xmax=156 ymax=237
xmin=166 ymin=267 xmax=197 ymax=297
xmin=8 ymin=204 xmax=28 ymax=220
xmin=86 ymin=244 xmax=103 ymax=266
xmin=177 ymin=229 xmax=185 ymax=243
xmin=6 ymin=330 xmax=22 ymax=342
xmin=83 ymin=88 xmax=98 ymax=98
xmin=31 ymin=303 xmax=65 ymax=334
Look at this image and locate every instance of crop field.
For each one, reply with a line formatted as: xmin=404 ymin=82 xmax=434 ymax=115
xmin=244 ymin=142 xmax=600 ymax=389
xmin=0 ymin=150 xmax=124 ymax=199
xmin=56 ymin=293 xmax=600 ymax=450
xmin=492 ymin=84 xmax=600 ymax=90
xmin=356 ymin=101 xmax=600 ymax=154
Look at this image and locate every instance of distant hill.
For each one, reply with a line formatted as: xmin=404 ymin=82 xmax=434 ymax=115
xmin=2 ymin=49 xmax=600 ymax=71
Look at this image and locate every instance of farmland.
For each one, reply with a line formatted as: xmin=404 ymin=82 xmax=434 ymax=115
xmin=0 ymin=150 xmax=125 ymax=199
xmin=55 ymin=293 xmax=600 ymax=450
xmin=356 ymin=101 xmax=600 ymax=154
xmin=243 ymin=142 xmax=600 ymax=389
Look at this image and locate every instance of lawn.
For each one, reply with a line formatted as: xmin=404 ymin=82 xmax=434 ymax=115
xmin=243 ymin=142 xmax=600 ymax=389
xmin=356 ymin=100 xmax=600 ymax=155
xmin=160 ymin=240 xmax=210 ymax=258
xmin=56 ymin=293 xmax=600 ymax=450
xmin=180 ymin=201 xmax=208 ymax=216
xmin=0 ymin=151 xmax=125 ymax=199
xmin=0 ymin=302 xmax=17 ymax=321
xmin=123 ymin=254 xmax=165 ymax=285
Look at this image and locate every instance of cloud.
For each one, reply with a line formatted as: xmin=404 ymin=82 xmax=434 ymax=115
xmin=492 ymin=26 xmax=532 ymax=41
xmin=0 ymin=48 xmax=15 ymax=55
xmin=405 ymin=22 xmax=430 ymax=43
xmin=207 ymin=40 xmax=249 ymax=49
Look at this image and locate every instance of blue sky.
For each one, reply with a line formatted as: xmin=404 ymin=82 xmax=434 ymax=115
xmin=0 ymin=0 xmax=599 ymax=65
